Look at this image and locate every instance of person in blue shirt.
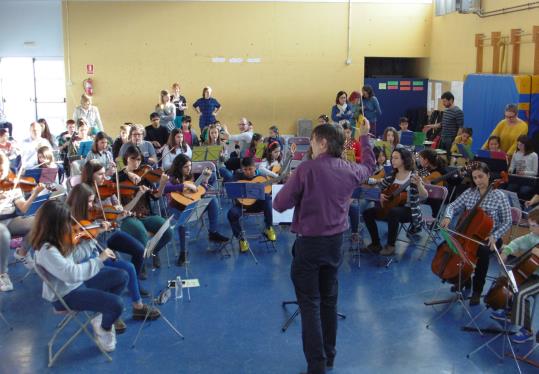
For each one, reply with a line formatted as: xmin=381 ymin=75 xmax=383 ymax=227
xmin=361 ymin=85 xmax=382 ymax=136
xmin=193 ymin=86 xmax=221 ymax=133
xmin=331 ymin=91 xmax=353 ymax=125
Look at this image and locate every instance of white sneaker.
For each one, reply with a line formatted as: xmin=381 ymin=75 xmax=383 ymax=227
xmin=92 ymin=316 xmax=116 ymax=352
xmin=90 ymin=313 xmax=103 ymax=332
xmin=14 ymin=250 xmax=34 ymax=270
xmin=0 ymin=273 xmax=13 ymax=292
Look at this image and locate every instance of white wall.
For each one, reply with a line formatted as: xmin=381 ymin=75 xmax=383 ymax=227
xmin=0 ymin=0 xmax=63 ymax=57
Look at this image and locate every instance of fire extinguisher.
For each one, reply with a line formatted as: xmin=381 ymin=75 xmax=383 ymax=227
xmin=83 ymin=78 xmax=93 ymax=96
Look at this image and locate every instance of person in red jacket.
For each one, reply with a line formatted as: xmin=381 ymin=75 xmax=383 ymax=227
xmin=342 ymin=122 xmax=361 ymax=163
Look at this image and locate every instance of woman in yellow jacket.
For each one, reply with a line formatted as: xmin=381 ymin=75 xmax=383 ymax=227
xmin=482 ymin=103 xmax=527 ymax=156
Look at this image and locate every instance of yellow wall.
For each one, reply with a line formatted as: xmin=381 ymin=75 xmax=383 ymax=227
xmin=64 ymin=1 xmax=432 ymax=136
xmin=429 ymin=0 xmax=539 ymax=82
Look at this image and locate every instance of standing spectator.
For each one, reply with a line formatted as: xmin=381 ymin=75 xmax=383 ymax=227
xmin=361 ymin=85 xmax=382 ymax=136
xmin=73 ymin=94 xmax=103 ymax=135
xmin=221 ymin=118 xmax=253 ymax=156
xmin=155 ymin=90 xmax=176 ymax=132
xmin=331 ymin=91 xmax=353 ymax=125
xmin=193 ymin=86 xmax=221 ymax=133
xmin=170 ymin=82 xmax=187 ymax=129
xmin=425 ymin=91 xmax=463 ymax=159
xmin=482 ymin=103 xmax=528 ymax=156
xmin=145 ymin=112 xmax=169 ymax=155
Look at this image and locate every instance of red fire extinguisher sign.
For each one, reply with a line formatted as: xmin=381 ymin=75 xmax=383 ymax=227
xmin=86 ymin=64 xmax=94 ymax=75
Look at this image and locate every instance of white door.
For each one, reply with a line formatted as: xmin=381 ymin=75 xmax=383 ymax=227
xmin=34 ymin=59 xmax=67 ymax=136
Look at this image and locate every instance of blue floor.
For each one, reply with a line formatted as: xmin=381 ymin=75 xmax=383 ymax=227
xmin=1 ymin=207 xmax=538 ymax=374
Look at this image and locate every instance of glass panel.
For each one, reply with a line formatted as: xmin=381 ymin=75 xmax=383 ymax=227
xmin=34 ymin=59 xmax=66 ymax=136
xmin=0 ymin=57 xmax=36 ymax=140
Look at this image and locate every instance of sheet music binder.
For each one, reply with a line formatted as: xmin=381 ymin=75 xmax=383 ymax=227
xmin=191 ymin=146 xmax=222 ymax=162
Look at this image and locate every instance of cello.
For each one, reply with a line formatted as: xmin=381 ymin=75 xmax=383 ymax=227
xmin=431 ymin=172 xmax=508 ymax=284
xmin=485 ymin=246 xmax=539 ymax=310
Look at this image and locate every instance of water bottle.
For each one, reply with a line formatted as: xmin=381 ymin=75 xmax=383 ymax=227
xmin=175 ymin=275 xmax=183 ymax=300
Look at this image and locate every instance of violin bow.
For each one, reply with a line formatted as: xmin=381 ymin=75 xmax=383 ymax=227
xmin=94 ymin=181 xmax=109 ymax=223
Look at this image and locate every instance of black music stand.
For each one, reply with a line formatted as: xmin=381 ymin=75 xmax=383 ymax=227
xmin=225 ymin=182 xmax=266 ymax=264
xmin=466 ymin=244 xmax=522 ymax=373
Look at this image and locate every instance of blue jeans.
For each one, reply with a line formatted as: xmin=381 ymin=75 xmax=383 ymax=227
xmin=105 ymin=258 xmax=141 ymax=303
xmin=169 ymin=197 xmax=220 ymax=253
xmin=227 ymin=194 xmax=273 ymax=238
xmin=219 ymin=167 xmax=234 ymax=183
xmin=120 ymin=216 xmax=173 ymax=258
xmin=101 ymin=230 xmax=146 ymax=276
xmin=53 ymin=267 xmax=128 ymax=330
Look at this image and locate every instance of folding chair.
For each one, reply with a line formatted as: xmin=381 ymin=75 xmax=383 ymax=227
xmin=508 ymin=207 xmax=523 ymax=242
xmin=33 ymin=264 xmax=112 ymax=367
xmin=66 ymin=175 xmax=82 ymax=191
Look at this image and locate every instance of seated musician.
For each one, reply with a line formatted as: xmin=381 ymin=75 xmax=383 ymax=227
xmin=36 ymin=146 xmax=65 ymax=187
xmin=112 ymin=123 xmax=132 ymax=161
xmin=244 ymin=133 xmax=264 ymax=162
xmin=482 ymin=103 xmax=528 ymax=156
xmin=489 ymin=208 xmax=539 ymax=343
xmin=118 ymin=124 xmax=158 ymax=166
xmin=82 ymin=159 xmax=172 ymax=274
xmin=21 ymin=121 xmax=52 ymax=169
xmin=162 ymin=128 xmax=192 ymax=171
xmin=486 ymin=135 xmax=502 ymax=153
xmin=450 ymin=127 xmax=472 ymax=161
xmin=362 ymin=148 xmax=427 ymax=256
xmin=382 ymin=127 xmax=402 ymax=155
xmin=145 ymin=112 xmax=169 ymax=155
xmin=67 ymin=118 xmax=94 ymax=175
xmin=440 ymin=162 xmax=512 ymax=306
xmin=507 ymin=135 xmax=538 ymax=202
xmin=203 ymin=123 xmax=228 ymax=162
xmin=258 ymin=141 xmax=282 ymax=179
xmin=397 ymin=117 xmax=412 ymax=138
xmin=67 ymin=184 xmax=160 ymax=329
xmin=417 ymin=148 xmax=461 ymax=217
xmin=226 ymin=157 xmax=276 ymax=253
xmin=162 ymin=154 xmax=229 ymax=266
xmin=32 ymin=200 xmax=126 ymax=352
xmin=86 ymin=132 xmax=116 ymax=176
xmin=368 ymin=146 xmax=387 ymax=184
xmin=342 ymin=122 xmax=361 ymax=163
xmin=0 ymin=153 xmax=46 ymax=284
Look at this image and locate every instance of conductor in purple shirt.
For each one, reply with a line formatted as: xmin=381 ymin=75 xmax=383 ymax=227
xmin=273 ymin=120 xmax=374 ymax=374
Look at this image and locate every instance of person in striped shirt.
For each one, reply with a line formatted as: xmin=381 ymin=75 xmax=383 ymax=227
xmin=425 ymin=91 xmax=464 ymax=159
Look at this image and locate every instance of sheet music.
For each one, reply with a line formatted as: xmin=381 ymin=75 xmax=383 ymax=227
xmin=272 ymin=185 xmax=294 ymax=224
xmin=144 ymin=217 xmax=172 ymax=258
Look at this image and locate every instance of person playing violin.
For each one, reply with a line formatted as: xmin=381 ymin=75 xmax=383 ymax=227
xmin=66 ymin=184 xmax=160 ymax=329
xmin=162 ymin=154 xmax=229 ymax=266
xmin=363 ymin=148 xmax=428 ymax=256
xmin=227 ymin=157 xmax=276 ymax=253
xmin=82 ymin=159 xmax=172 ymax=272
xmin=31 ymin=199 xmax=126 ymax=352
xmin=440 ymin=162 xmax=512 ymax=306
xmin=0 ymin=153 xmax=47 ymax=284
xmin=490 ymin=209 xmax=539 ymax=343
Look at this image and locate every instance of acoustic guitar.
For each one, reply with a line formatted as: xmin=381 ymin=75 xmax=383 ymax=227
xmin=170 ymin=167 xmax=212 ymax=209
xmin=237 ymin=144 xmax=296 ymax=206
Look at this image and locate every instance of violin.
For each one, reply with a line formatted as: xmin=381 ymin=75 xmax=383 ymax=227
xmin=485 ymin=246 xmax=539 ymax=310
xmin=97 ymin=180 xmax=149 ymax=199
xmin=70 ymin=219 xmax=103 ymax=245
xmin=134 ymin=165 xmax=163 ymax=184
xmin=1 ymin=171 xmax=40 ymax=193
xmin=88 ymin=205 xmax=142 ymax=221
xmin=431 ymin=172 xmax=508 ymax=284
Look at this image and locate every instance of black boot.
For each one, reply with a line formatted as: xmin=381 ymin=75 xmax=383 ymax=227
xmin=209 ymin=231 xmax=229 ymax=243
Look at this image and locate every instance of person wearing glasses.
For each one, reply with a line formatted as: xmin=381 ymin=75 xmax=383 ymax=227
xmin=482 ymin=103 xmax=528 ymax=156
xmin=118 ymin=124 xmax=158 ymax=165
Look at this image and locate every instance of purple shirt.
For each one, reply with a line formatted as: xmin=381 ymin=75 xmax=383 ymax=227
xmin=273 ymin=135 xmax=374 ymax=237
